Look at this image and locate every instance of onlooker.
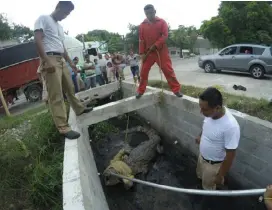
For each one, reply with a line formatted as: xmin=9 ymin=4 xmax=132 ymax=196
xmin=112 ymin=54 xmax=125 ymax=80
xmin=195 ymin=87 xmax=240 ymax=190
xmin=104 ymin=54 xmax=112 ymax=83
xmin=34 ymin=1 xmax=92 ymax=139
xmin=107 ymin=61 xmax=116 ymax=82
xmin=265 ymin=185 xmax=272 ymax=210
xmin=94 ymin=59 xmax=105 ymax=86
xmin=67 ymin=61 xmax=79 ymax=93
xmin=83 ymin=55 xmax=96 ymax=88
xmin=98 ymin=53 xmax=108 ymax=84
xmin=127 ymin=50 xmax=140 ymax=84
xmin=73 ymin=57 xmax=85 ymax=91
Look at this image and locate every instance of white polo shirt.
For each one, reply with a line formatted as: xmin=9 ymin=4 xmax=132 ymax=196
xmin=200 ymin=108 xmax=240 ymax=161
xmin=34 ymin=15 xmax=65 ymax=53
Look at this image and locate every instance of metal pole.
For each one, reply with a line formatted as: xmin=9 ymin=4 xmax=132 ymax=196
xmin=110 ymin=172 xmax=266 ymax=197
xmin=0 ymin=87 xmax=11 ymax=116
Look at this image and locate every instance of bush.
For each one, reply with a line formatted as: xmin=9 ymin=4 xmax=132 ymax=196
xmin=148 ymin=80 xmax=272 ymax=122
xmin=0 ymin=110 xmax=63 ymax=210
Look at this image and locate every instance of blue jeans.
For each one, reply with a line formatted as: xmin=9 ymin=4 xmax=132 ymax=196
xmin=86 ymin=76 xmax=96 ymax=89
xmin=96 ymin=74 xmax=105 ymax=86
xmin=72 ymin=74 xmax=79 ymax=93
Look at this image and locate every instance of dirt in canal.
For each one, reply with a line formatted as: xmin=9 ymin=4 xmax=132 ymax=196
xmin=89 ymin=115 xmax=266 ymax=210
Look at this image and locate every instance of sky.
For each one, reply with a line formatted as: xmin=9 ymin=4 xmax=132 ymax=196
xmin=0 ymin=0 xmax=220 ymax=37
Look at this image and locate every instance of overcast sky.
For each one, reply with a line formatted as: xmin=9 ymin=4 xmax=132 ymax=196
xmin=0 ymin=0 xmax=220 ymax=36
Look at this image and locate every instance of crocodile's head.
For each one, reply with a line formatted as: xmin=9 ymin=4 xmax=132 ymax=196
xmin=103 ymin=168 xmax=121 ymax=186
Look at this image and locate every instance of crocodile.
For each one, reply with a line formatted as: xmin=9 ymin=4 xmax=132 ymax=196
xmin=103 ymin=126 xmax=163 ymax=189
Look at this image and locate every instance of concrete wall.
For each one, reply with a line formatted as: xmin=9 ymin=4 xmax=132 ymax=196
xmin=122 ymin=82 xmax=272 ymax=189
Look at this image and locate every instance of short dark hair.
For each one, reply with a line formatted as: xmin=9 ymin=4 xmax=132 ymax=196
xmin=56 ymin=1 xmax=74 ymax=11
xmin=199 ymin=87 xmax=223 ymax=108
xmin=144 ymin=4 xmax=155 ymax=11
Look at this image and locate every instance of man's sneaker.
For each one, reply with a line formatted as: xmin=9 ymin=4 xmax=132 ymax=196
xmin=174 ymin=92 xmax=183 ymax=98
xmin=136 ymin=93 xmax=143 ymax=99
xmin=62 ymin=130 xmax=81 ymax=140
xmin=78 ymin=107 xmax=93 ymax=116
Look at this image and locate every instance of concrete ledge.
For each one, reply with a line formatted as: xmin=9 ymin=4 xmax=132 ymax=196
xmin=78 ymin=91 xmax=160 ymax=126
xmin=76 ymin=82 xmax=119 ymax=100
xmin=63 ymin=107 xmax=109 ymax=210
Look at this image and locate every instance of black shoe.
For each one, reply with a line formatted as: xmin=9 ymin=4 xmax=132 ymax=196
xmin=62 ymin=130 xmax=81 ymax=140
xmin=136 ymin=93 xmax=143 ymax=99
xmin=174 ymin=92 xmax=183 ymax=98
xmin=233 ymin=85 xmax=238 ymax=90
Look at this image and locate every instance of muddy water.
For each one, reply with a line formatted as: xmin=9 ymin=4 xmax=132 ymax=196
xmin=90 ymin=116 xmax=266 ymax=210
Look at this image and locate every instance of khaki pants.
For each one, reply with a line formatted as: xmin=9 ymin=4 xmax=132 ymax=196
xmin=41 ymin=56 xmax=85 ymax=133
xmin=196 ymin=155 xmax=223 ymax=190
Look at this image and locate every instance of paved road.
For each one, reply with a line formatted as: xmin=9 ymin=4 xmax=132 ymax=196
xmin=124 ymin=57 xmax=272 ymax=100
xmin=1 ymin=57 xmax=271 ymax=117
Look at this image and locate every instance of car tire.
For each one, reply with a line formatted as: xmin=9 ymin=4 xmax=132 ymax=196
xmin=250 ymin=65 xmax=265 ymax=79
xmin=204 ymin=61 xmax=215 ymax=73
xmin=25 ymin=84 xmax=42 ymax=102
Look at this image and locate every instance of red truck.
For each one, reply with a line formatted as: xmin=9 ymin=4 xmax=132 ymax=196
xmin=0 ymin=41 xmax=42 ymax=107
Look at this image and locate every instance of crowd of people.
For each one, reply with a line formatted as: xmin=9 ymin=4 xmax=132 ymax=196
xmin=66 ymin=50 xmax=141 ymax=94
xmin=33 ymin=1 xmax=272 ymax=209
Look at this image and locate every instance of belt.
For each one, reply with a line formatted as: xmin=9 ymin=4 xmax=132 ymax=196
xmin=46 ymin=52 xmax=63 ymax=56
xmin=202 ymin=156 xmax=223 ymax=165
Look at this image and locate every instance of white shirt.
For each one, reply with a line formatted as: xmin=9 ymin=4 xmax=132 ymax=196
xmin=127 ymin=54 xmax=139 ymax=67
xmin=97 ymin=59 xmax=107 ymax=67
xmin=200 ymin=108 xmax=240 ymax=161
xmin=34 ymin=15 xmax=65 ymax=53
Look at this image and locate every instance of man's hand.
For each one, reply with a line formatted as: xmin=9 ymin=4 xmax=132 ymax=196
xmin=214 ymin=174 xmax=224 ymax=185
xmin=195 ymin=136 xmax=201 ymax=144
xmin=43 ymin=57 xmax=55 ymax=73
xmin=149 ymin=45 xmax=156 ymax=51
xmin=140 ymin=54 xmax=147 ymax=62
xmin=70 ymin=63 xmax=78 ymax=74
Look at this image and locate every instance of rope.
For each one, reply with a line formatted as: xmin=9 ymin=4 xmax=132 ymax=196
xmin=109 ymin=172 xmax=266 ymax=197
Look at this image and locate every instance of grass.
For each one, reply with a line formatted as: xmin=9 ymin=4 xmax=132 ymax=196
xmin=0 ymin=106 xmax=63 ymax=210
xmin=148 ymin=80 xmax=272 ymax=122
xmin=0 ymin=104 xmax=46 ymax=135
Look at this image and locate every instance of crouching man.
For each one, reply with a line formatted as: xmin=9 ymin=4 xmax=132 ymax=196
xmin=195 ymin=87 xmax=240 ymax=190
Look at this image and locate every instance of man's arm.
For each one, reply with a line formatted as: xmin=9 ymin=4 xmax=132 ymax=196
xmin=154 ymin=20 xmax=168 ymax=49
xmin=34 ymin=31 xmax=47 ymax=60
xmin=217 ymin=149 xmax=236 ymax=177
xmin=63 ymin=47 xmax=73 ymax=66
xmin=218 ymin=126 xmax=240 ymax=178
xmin=139 ymin=24 xmax=145 ymax=55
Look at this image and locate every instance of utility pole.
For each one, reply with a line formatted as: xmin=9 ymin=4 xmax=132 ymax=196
xmin=122 ymin=35 xmax=127 ymax=53
xmin=82 ymin=34 xmax=86 ymax=50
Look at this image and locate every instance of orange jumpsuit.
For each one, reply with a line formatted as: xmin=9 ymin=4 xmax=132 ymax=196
xmin=138 ymin=17 xmax=181 ymax=94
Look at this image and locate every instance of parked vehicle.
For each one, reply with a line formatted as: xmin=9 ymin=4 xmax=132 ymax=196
xmin=198 ymin=44 xmax=272 ymax=79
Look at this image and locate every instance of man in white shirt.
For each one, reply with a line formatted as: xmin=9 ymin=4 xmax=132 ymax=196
xmin=195 ymin=87 xmax=240 ymax=190
xmin=98 ymin=53 xmax=108 ymax=84
xmin=34 ymin=1 xmax=92 ymax=140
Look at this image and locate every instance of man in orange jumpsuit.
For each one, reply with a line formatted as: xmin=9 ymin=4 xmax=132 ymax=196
xmin=136 ymin=4 xmax=182 ymax=99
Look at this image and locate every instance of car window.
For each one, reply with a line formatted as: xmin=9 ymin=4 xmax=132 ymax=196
xmin=239 ymin=46 xmax=253 ymax=54
xmin=253 ymin=47 xmax=265 ymax=55
xmin=221 ymin=46 xmax=237 ymax=55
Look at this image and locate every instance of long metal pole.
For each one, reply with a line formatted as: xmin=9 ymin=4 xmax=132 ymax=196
xmin=110 ymin=172 xmax=266 ymax=197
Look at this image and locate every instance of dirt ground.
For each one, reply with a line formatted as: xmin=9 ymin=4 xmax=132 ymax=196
xmin=90 ymin=116 xmax=266 ymax=210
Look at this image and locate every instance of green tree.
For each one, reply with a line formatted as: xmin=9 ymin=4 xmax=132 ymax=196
xmin=170 ymin=25 xmax=198 ymax=57
xmin=0 ymin=14 xmax=12 ymax=40
xmin=200 ymin=1 xmax=272 ymax=48
xmin=76 ymin=30 xmax=124 ymax=53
